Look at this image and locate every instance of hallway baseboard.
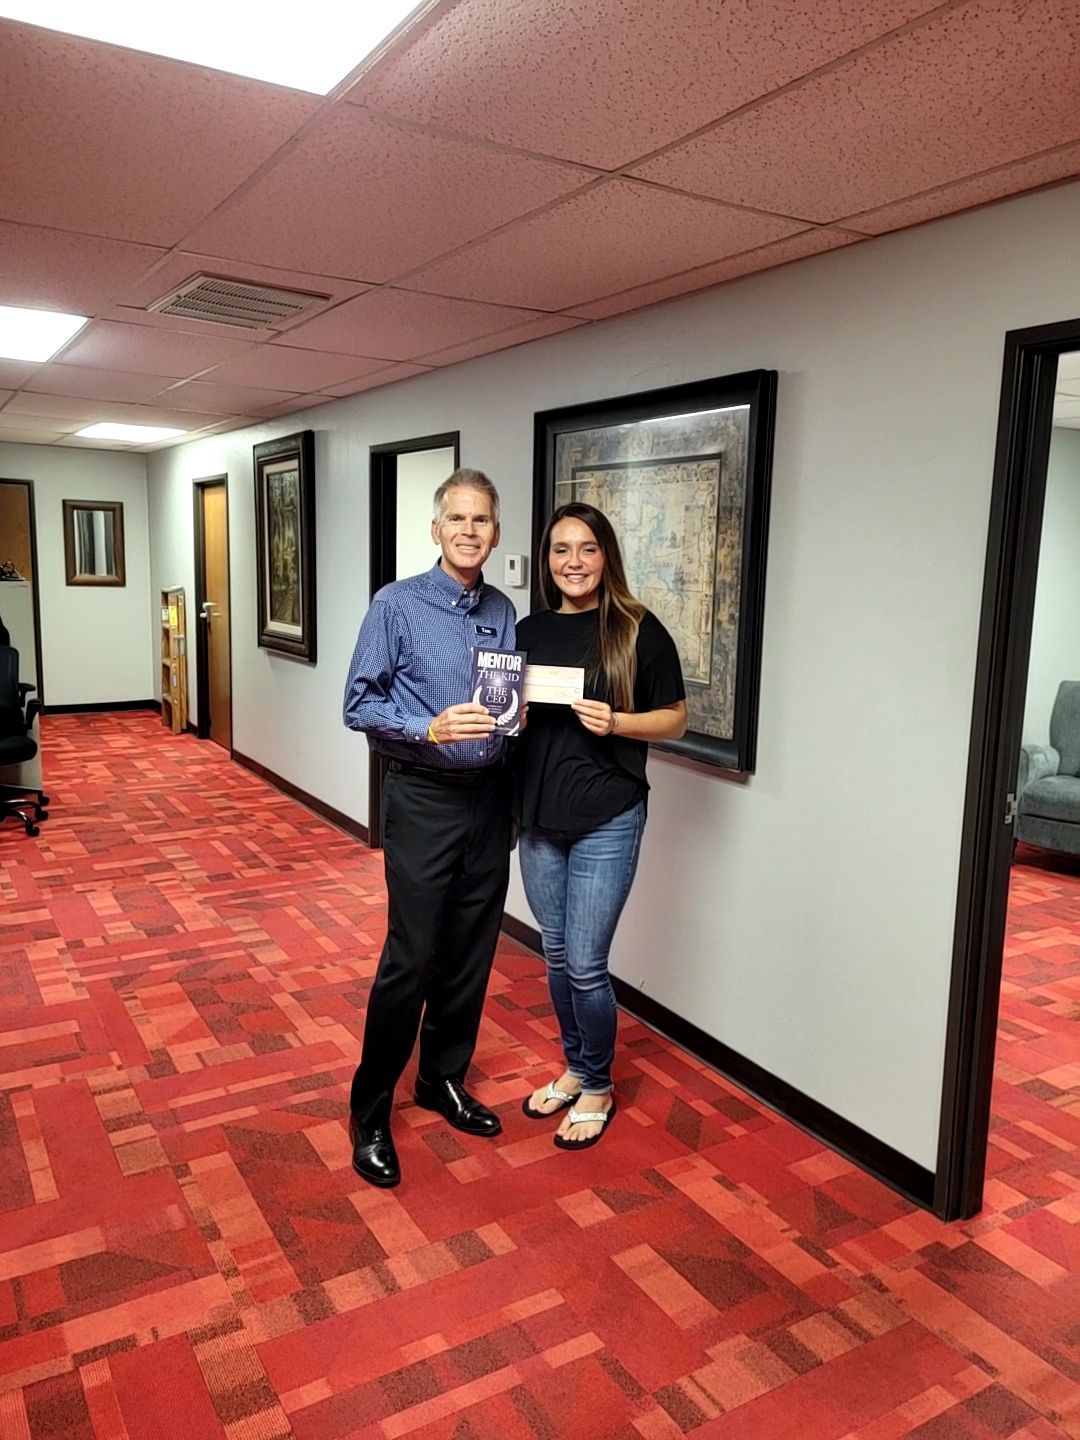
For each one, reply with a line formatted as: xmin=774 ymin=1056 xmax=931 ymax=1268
xmin=232 ymin=748 xmax=369 ymax=846
xmin=499 ymin=910 xmax=936 ymax=1212
xmin=43 ymin=699 xmax=159 ymax=713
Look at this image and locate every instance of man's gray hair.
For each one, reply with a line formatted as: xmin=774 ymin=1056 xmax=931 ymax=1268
xmin=432 ymin=468 xmax=500 ymax=525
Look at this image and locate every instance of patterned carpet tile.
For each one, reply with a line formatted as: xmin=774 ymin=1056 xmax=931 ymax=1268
xmin=0 ymin=715 xmax=1075 ymax=1440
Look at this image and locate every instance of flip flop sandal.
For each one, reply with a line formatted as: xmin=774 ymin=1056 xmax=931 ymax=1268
xmin=553 ymin=1101 xmax=617 ymax=1151
xmin=522 ymin=1080 xmax=581 ymax=1119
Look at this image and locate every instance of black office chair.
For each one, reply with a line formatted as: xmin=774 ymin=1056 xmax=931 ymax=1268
xmin=0 ymin=645 xmax=49 ymax=837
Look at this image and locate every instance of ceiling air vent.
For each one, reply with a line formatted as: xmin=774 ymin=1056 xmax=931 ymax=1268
xmin=150 ymin=275 xmax=328 ymax=329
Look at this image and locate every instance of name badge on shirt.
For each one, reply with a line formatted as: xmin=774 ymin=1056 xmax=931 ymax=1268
xmin=474 ymin=625 xmax=497 ymax=637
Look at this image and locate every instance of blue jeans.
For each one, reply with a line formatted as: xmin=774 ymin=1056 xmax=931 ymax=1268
xmin=518 ymin=802 xmax=645 ymax=1094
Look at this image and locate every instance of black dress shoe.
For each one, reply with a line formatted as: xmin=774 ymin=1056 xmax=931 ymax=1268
xmin=413 ymin=1076 xmax=502 ymax=1136
xmin=349 ymin=1115 xmax=401 ymax=1187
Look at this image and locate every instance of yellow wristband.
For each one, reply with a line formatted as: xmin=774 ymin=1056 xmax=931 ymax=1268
xmin=426 ymin=721 xmax=439 ymax=745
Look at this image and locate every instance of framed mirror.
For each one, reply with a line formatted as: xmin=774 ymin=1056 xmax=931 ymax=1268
xmin=62 ymin=499 xmax=126 ymax=587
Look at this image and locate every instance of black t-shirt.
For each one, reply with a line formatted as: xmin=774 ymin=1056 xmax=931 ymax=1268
xmin=514 ymin=608 xmax=685 ymax=835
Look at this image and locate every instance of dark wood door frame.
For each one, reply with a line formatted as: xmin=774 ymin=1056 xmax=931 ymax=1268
xmin=936 ymin=316 xmax=1080 ymax=1220
xmin=366 ymin=432 xmax=460 ymax=847
xmin=192 ymin=475 xmax=233 ymax=749
xmin=0 ymin=477 xmax=45 ymax=702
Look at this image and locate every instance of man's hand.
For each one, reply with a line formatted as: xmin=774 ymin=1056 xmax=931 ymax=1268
xmin=430 ymin=703 xmax=496 ymax=744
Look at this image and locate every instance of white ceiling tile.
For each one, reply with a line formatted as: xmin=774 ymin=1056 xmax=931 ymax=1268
xmin=283 ymin=288 xmax=542 ymax=360
xmin=0 ymin=19 xmax=317 ymax=244
xmin=568 ymin=229 xmax=859 ymax=321
xmin=354 ymin=0 xmax=937 ymax=169
xmin=0 ymin=425 xmax=67 ymax=443
xmin=184 ymin=107 xmax=591 ymax=282
xmin=0 ymin=222 xmax=166 ymax=315
xmin=0 ymin=359 xmax=40 ymax=388
xmin=416 ymin=314 xmax=586 ymax=366
xmin=5 ymin=391 xmax=226 ymax=429
xmin=5 ymin=392 xmax=102 ymax=423
xmin=155 ymin=380 xmax=302 ymax=414
xmin=25 ymin=364 xmax=177 ymax=402
xmin=631 ymin=0 xmax=1080 ymax=223
xmin=403 ymin=180 xmax=803 ymax=311
xmin=321 ymin=363 xmax=433 ymax=397
xmin=54 ymin=320 xmax=254 ymax=377
xmin=205 ymin=345 xmax=389 ymax=392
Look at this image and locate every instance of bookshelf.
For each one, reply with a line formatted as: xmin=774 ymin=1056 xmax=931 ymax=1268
xmin=160 ymin=587 xmax=187 ymax=734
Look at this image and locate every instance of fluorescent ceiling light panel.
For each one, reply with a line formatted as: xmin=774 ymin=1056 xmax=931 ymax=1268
xmin=0 ymin=304 xmax=88 ymax=362
xmin=0 ymin=1 xmax=428 ymax=93
xmin=76 ymin=422 xmax=188 ymax=443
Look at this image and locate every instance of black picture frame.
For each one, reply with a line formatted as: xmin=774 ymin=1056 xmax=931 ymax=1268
xmin=533 ymin=372 xmax=777 ymax=772
xmin=254 ymin=430 xmax=316 ymax=663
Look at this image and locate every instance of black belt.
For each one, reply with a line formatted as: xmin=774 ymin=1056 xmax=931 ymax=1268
xmin=386 ymin=757 xmax=505 ymax=787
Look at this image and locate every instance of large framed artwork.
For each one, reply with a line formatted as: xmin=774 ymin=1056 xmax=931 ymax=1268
xmin=533 ymin=372 xmax=777 ymax=772
xmin=254 ymin=430 xmax=316 ymax=663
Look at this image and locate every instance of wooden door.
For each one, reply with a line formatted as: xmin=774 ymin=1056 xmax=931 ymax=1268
xmin=0 ymin=479 xmax=44 ymax=698
xmin=201 ymin=484 xmax=232 ymax=750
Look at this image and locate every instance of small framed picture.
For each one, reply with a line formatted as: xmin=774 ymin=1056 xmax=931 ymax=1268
xmin=62 ymin=498 xmax=126 ymax=587
xmin=253 ymin=430 xmax=316 ymax=663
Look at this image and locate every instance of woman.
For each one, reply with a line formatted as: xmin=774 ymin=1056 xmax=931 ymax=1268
xmin=515 ymin=503 xmax=687 ymax=1149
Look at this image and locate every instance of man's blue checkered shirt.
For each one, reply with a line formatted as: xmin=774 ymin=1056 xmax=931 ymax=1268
xmin=343 ymin=561 xmax=517 ymax=769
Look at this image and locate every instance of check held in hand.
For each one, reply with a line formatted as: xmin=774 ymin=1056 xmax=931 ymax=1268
xmin=523 ymin=664 xmax=586 ymax=705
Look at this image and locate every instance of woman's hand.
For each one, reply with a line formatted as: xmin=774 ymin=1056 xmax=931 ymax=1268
xmin=569 ymin=698 xmax=687 ymax=742
xmin=571 ymin=699 xmax=617 ymax=736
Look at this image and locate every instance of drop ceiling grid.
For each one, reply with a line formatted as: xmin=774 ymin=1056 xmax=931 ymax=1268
xmin=0 ymin=1 xmax=1077 ymax=447
xmin=348 ymin=0 xmax=951 ymax=170
xmin=628 ymin=0 xmax=1080 ymax=224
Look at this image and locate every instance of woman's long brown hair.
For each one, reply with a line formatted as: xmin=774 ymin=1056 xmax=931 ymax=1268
xmin=538 ymin=503 xmax=645 ymax=712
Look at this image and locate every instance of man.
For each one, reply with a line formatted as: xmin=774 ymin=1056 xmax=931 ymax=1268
xmin=343 ymin=468 xmax=517 ymax=1187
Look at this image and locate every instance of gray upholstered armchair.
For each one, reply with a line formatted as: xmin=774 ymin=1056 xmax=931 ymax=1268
xmin=1016 ymin=681 xmax=1080 ymax=856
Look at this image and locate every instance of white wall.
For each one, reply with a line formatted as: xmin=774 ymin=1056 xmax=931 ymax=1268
xmin=396 ymin=445 xmax=457 ymax=579
xmin=148 ymin=179 xmax=1080 ymax=1170
xmin=0 ymin=443 xmax=152 ymax=705
xmin=1022 ymin=424 xmax=1080 ymax=745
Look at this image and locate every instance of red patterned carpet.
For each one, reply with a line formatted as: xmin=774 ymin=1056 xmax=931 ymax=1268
xmin=0 ymin=713 xmax=1076 ymax=1440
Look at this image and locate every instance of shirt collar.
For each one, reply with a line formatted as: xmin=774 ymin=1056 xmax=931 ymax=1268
xmin=427 ymin=559 xmax=484 ymax=609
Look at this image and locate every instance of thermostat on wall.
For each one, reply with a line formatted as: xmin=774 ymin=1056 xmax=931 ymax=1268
xmin=504 ymin=554 xmax=527 ymax=588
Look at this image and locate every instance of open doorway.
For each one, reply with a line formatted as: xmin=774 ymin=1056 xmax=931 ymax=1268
xmin=193 ymin=475 xmax=233 ymax=751
xmin=367 ymin=433 xmax=460 ymax=846
xmin=0 ymin=478 xmax=44 ymax=700
xmin=938 ymin=320 xmax=1080 ymax=1220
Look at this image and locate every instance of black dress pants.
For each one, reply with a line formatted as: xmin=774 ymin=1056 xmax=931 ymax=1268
xmin=349 ymin=762 xmax=512 ymax=1127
